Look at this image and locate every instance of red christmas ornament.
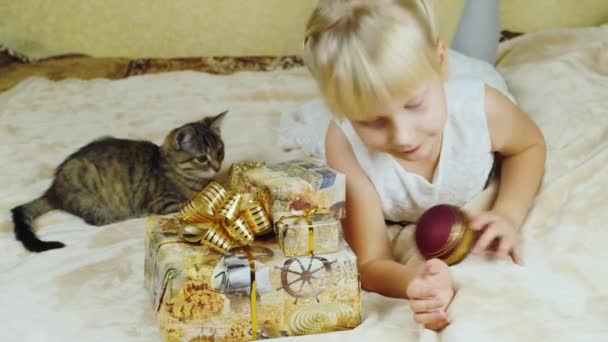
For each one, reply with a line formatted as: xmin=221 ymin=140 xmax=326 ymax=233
xmin=415 ymin=204 xmax=477 ymax=266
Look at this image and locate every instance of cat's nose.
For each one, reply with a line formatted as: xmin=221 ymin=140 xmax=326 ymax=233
xmin=210 ymin=160 xmax=221 ymax=173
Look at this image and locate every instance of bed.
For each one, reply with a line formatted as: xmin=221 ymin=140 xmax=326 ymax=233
xmin=1 ymin=24 xmax=607 ymax=341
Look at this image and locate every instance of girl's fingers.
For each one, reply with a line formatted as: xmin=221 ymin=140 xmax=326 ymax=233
xmin=414 ymin=310 xmax=451 ymax=330
xmin=473 ymin=225 xmax=499 ymax=253
xmin=423 ymin=259 xmax=444 ymax=276
xmin=510 ymin=246 xmax=524 ymax=265
xmin=410 ymin=297 xmax=444 ymax=313
xmin=469 ymin=212 xmax=495 ymax=231
xmin=495 ymin=238 xmax=512 ymax=260
xmin=407 ymin=280 xmax=437 ymax=299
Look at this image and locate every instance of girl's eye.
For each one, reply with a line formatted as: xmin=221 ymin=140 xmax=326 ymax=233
xmin=404 ymin=100 xmax=424 ymax=109
xmin=360 ymin=117 xmax=387 ymax=129
xmin=195 ymin=156 xmax=208 ymax=163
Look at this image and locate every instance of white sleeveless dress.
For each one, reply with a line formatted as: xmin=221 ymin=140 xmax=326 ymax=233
xmin=278 ymin=50 xmax=514 ymax=222
xmin=335 ymin=78 xmax=494 ymax=222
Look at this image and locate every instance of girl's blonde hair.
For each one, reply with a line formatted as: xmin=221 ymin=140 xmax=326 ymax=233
xmin=303 ymin=0 xmax=443 ymax=120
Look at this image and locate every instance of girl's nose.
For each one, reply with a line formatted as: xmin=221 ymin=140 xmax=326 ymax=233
xmin=389 ymin=117 xmax=417 ymax=147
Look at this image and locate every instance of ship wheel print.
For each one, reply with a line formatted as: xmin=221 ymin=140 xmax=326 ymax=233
xmin=275 ymin=255 xmax=337 ymax=303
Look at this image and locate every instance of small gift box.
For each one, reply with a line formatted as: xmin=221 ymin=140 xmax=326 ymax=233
xmin=274 ymin=209 xmax=342 ymax=257
xmin=235 ymin=157 xmax=347 ymax=220
xmin=144 ymin=216 xmax=362 ymax=342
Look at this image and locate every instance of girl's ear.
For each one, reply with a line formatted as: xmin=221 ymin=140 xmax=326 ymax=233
xmin=436 ymin=39 xmax=449 ymax=80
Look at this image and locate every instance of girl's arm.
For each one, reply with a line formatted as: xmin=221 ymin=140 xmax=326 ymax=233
xmin=325 ymin=121 xmax=419 ymax=298
xmin=470 ymin=85 xmax=546 ymax=261
xmin=326 ymin=121 xmax=454 ymax=330
xmin=485 ymin=85 xmax=546 ymax=229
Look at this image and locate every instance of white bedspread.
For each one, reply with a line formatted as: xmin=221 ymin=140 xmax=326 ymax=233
xmin=1 ymin=25 xmax=607 ymax=342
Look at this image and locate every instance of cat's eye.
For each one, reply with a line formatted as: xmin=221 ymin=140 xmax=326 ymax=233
xmin=195 ymin=156 xmax=208 ymax=164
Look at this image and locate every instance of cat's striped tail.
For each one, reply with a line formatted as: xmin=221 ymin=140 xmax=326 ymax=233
xmin=12 ymin=195 xmax=65 ymax=252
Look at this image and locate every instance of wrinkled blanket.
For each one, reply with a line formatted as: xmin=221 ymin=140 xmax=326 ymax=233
xmin=1 ymin=24 xmax=607 ymax=341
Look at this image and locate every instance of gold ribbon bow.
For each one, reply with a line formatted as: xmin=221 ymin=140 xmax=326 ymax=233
xmin=174 ymin=179 xmax=267 ymax=340
xmin=154 ymin=161 xmax=267 ymax=340
xmin=275 ymin=207 xmax=331 ymax=256
xmin=176 ymin=181 xmax=273 ymax=254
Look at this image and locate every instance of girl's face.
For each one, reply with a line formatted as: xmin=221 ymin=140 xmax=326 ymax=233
xmin=351 ymin=77 xmax=447 ymax=163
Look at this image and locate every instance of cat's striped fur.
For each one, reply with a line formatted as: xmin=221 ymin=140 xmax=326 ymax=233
xmin=12 ymin=111 xmax=227 ymax=252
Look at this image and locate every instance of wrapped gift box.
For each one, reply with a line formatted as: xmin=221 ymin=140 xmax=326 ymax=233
xmin=235 ymin=157 xmax=346 ymax=220
xmin=144 ymin=216 xmax=361 ymax=342
xmin=274 ymin=210 xmax=342 ymax=257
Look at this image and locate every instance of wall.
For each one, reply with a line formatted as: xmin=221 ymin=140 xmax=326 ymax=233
xmin=1 ymin=0 xmax=606 ymax=59
xmin=0 ymin=0 xmax=465 ymax=58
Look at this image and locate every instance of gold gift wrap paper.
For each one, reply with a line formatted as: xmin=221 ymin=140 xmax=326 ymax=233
xmin=235 ymin=157 xmax=347 ymax=220
xmin=144 ymin=216 xmax=361 ymax=342
xmin=274 ymin=210 xmax=342 ymax=257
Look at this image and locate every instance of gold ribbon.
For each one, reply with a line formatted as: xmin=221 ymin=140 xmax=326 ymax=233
xmin=228 ymin=160 xmax=266 ymax=193
xmin=243 ymin=246 xmax=258 ymax=340
xmin=150 ymin=217 xmax=262 ymax=339
xmin=176 ymin=181 xmax=273 ymax=254
xmin=275 ymin=207 xmax=331 ymax=256
xmin=177 ymin=162 xmax=266 ymax=338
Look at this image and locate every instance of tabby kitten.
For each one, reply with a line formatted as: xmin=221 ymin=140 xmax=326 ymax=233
xmin=12 ymin=111 xmax=227 ymax=253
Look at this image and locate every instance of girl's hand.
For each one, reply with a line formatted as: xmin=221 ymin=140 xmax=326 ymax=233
xmin=469 ymin=211 xmax=523 ymax=265
xmin=406 ymin=259 xmax=454 ymax=331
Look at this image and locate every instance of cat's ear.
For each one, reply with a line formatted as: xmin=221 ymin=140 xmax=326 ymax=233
xmin=174 ymin=126 xmax=195 ymax=151
xmin=203 ymin=110 xmax=227 ymax=134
